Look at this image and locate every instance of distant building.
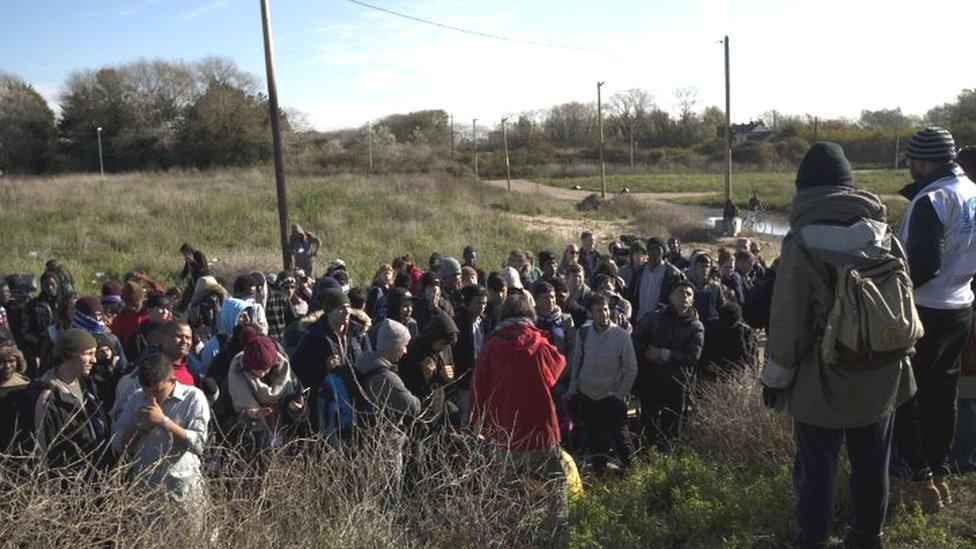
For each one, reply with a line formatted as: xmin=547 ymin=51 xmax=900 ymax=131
xmin=730 ymin=121 xmax=775 ymax=144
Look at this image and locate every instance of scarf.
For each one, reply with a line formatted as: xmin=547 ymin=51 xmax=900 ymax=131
xmin=72 ymin=310 xmax=106 ymax=334
xmin=235 ymin=354 xmax=297 ymax=407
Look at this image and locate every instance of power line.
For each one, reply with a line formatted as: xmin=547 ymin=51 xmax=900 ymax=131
xmin=338 ymin=0 xmax=600 ymax=52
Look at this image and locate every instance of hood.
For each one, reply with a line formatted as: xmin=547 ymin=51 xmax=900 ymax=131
xmin=219 ymin=297 xmax=253 ymax=336
xmin=417 ymin=312 xmax=459 ymax=344
xmin=350 ymin=308 xmax=372 ymax=332
xmin=789 ymin=185 xmax=886 ymax=229
xmin=798 ymin=218 xmax=893 ymax=266
xmin=492 ymin=322 xmax=549 ymax=355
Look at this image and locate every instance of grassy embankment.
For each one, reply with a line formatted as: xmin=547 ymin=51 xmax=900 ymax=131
xmin=540 ymin=170 xmax=910 ymax=222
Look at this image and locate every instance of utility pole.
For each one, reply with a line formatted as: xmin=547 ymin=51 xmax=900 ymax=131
xmin=259 ymin=0 xmax=291 ymax=270
xmin=473 ymin=118 xmax=479 ymax=179
xmin=96 ymin=126 xmax=105 ymax=176
xmin=813 ymin=116 xmax=819 ymax=142
xmin=629 ymin=119 xmax=635 ymax=173
xmin=723 ymin=36 xmax=732 ymax=212
xmin=894 ymin=122 xmax=900 ymax=170
xmin=367 ymin=122 xmax=374 ymax=173
xmin=450 ymin=114 xmax=455 ymax=163
xmin=597 ymin=81 xmax=606 ymax=199
xmin=502 ymin=117 xmax=511 ymax=191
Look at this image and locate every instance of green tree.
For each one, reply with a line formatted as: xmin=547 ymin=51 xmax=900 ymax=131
xmin=177 ymin=80 xmax=272 ymax=168
xmin=0 ymin=73 xmax=57 ymax=174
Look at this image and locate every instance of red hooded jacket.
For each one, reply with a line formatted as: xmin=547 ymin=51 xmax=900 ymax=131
xmin=471 ymin=321 xmax=566 ymax=451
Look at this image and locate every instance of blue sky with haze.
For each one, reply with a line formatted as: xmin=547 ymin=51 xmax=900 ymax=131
xmin=2 ymin=0 xmax=973 ymax=130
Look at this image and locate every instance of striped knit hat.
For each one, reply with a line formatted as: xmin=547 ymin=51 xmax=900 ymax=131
xmin=905 ymin=127 xmax=956 ymax=161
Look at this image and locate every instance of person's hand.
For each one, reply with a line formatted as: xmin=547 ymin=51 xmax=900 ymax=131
xmin=138 ymin=396 xmax=167 ymax=426
xmin=422 ymin=357 xmax=437 ymax=380
xmin=644 ymin=346 xmax=662 ymax=363
xmin=288 ymin=393 xmax=306 ymax=413
xmin=245 ymin=407 xmax=262 ymax=420
xmin=327 ymin=355 xmax=342 ymax=371
xmin=762 ymin=385 xmax=784 ymax=410
xmin=440 ymin=363 xmax=455 ymax=381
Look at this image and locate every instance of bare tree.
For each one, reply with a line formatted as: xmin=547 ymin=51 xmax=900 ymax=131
xmin=673 ymin=86 xmax=699 ymax=123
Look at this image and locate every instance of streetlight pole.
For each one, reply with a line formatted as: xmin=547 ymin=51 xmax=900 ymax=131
xmin=473 ymin=118 xmax=479 ymax=179
xmin=597 ymin=81 xmax=606 ymax=199
xmin=259 ymin=0 xmax=292 ymax=270
xmin=450 ymin=114 xmax=455 ymax=163
xmin=96 ymin=126 xmax=105 ymax=176
xmin=629 ymin=119 xmax=635 ymax=173
xmin=367 ymin=122 xmax=374 ymax=173
xmin=502 ymin=117 xmax=511 ymax=191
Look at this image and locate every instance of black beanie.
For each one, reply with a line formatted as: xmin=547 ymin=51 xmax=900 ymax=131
xmin=795 ymin=142 xmax=853 ymax=191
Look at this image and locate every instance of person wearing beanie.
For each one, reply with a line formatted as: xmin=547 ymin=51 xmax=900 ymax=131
xmin=440 ymin=257 xmax=464 ymax=313
xmin=32 ymin=328 xmax=111 ymax=471
xmin=100 ymin=279 xmax=124 ymax=321
xmin=619 ymin=241 xmax=647 ymax=290
xmin=226 ymin=334 xmax=304 ymax=454
xmin=355 ymin=319 xmax=421 ymax=423
xmin=0 ymin=341 xmax=32 ymax=455
xmin=761 ymin=142 xmax=915 ymax=546
xmin=893 ymin=127 xmax=976 ymax=511
xmin=111 ymin=353 xmax=210 ymax=515
xmin=291 ymin=287 xmax=370 ymax=435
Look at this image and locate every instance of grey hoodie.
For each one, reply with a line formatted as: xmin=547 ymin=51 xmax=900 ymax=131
xmin=567 ymin=322 xmax=637 ymax=401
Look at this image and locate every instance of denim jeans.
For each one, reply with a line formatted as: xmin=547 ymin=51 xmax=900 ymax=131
xmin=950 ymin=397 xmax=976 ymax=474
xmin=794 ymin=415 xmax=893 ymax=548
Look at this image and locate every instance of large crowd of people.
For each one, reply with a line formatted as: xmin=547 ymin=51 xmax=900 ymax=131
xmin=0 ymin=129 xmax=974 ymax=546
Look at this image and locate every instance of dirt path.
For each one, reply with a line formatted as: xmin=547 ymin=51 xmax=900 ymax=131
xmin=483 ymin=178 xmax=718 ymax=208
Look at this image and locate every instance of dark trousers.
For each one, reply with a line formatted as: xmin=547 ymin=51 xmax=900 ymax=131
xmin=578 ymin=395 xmax=633 ymax=470
xmin=638 ymin=366 xmax=690 ymax=451
xmin=794 ymin=415 xmax=893 ymax=548
xmin=894 ymin=305 xmax=973 ymax=478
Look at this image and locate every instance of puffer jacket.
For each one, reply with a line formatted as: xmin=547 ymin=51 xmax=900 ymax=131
xmin=763 ymin=185 xmax=916 ymax=429
xmin=633 ymin=304 xmax=704 ymax=394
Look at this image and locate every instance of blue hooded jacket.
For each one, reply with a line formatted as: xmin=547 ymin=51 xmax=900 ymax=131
xmin=189 ymin=297 xmax=253 ymax=376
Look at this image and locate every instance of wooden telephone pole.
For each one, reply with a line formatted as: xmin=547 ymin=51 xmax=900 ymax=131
xmin=597 ymin=81 xmax=606 ymax=198
xmin=260 ymin=0 xmax=291 ymax=270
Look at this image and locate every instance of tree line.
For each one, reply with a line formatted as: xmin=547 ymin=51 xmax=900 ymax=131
xmin=2 ymin=55 xmax=975 ymax=175
xmin=0 ymin=57 xmax=280 ymax=175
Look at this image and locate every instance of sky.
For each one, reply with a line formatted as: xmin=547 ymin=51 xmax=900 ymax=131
xmin=1 ymin=0 xmax=974 ymax=131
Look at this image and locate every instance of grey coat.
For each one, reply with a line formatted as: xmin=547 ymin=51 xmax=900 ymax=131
xmin=355 ymin=351 xmax=421 ymax=422
xmin=763 ymin=185 xmax=916 ymax=429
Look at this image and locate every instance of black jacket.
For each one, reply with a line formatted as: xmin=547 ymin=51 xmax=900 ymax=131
xmin=701 ymin=319 xmax=759 ymax=378
xmin=0 ymin=377 xmax=32 ymax=455
xmin=179 ymin=250 xmax=209 ymax=282
xmin=452 ymin=308 xmax=483 ymax=390
xmin=31 ymin=376 xmax=111 ymax=470
xmin=412 ymin=296 xmax=455 ymax=332
xmin=400 ymin=313 xmax=459 ymax=400
xmin=633 ymin=305 xmax=704 ymax=391
xmin=899 ymin=164 xmax=958 ymax=288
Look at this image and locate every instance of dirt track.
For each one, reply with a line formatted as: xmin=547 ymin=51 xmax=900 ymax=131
xmin=482 ymin=178 xmax=718 ymax=209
